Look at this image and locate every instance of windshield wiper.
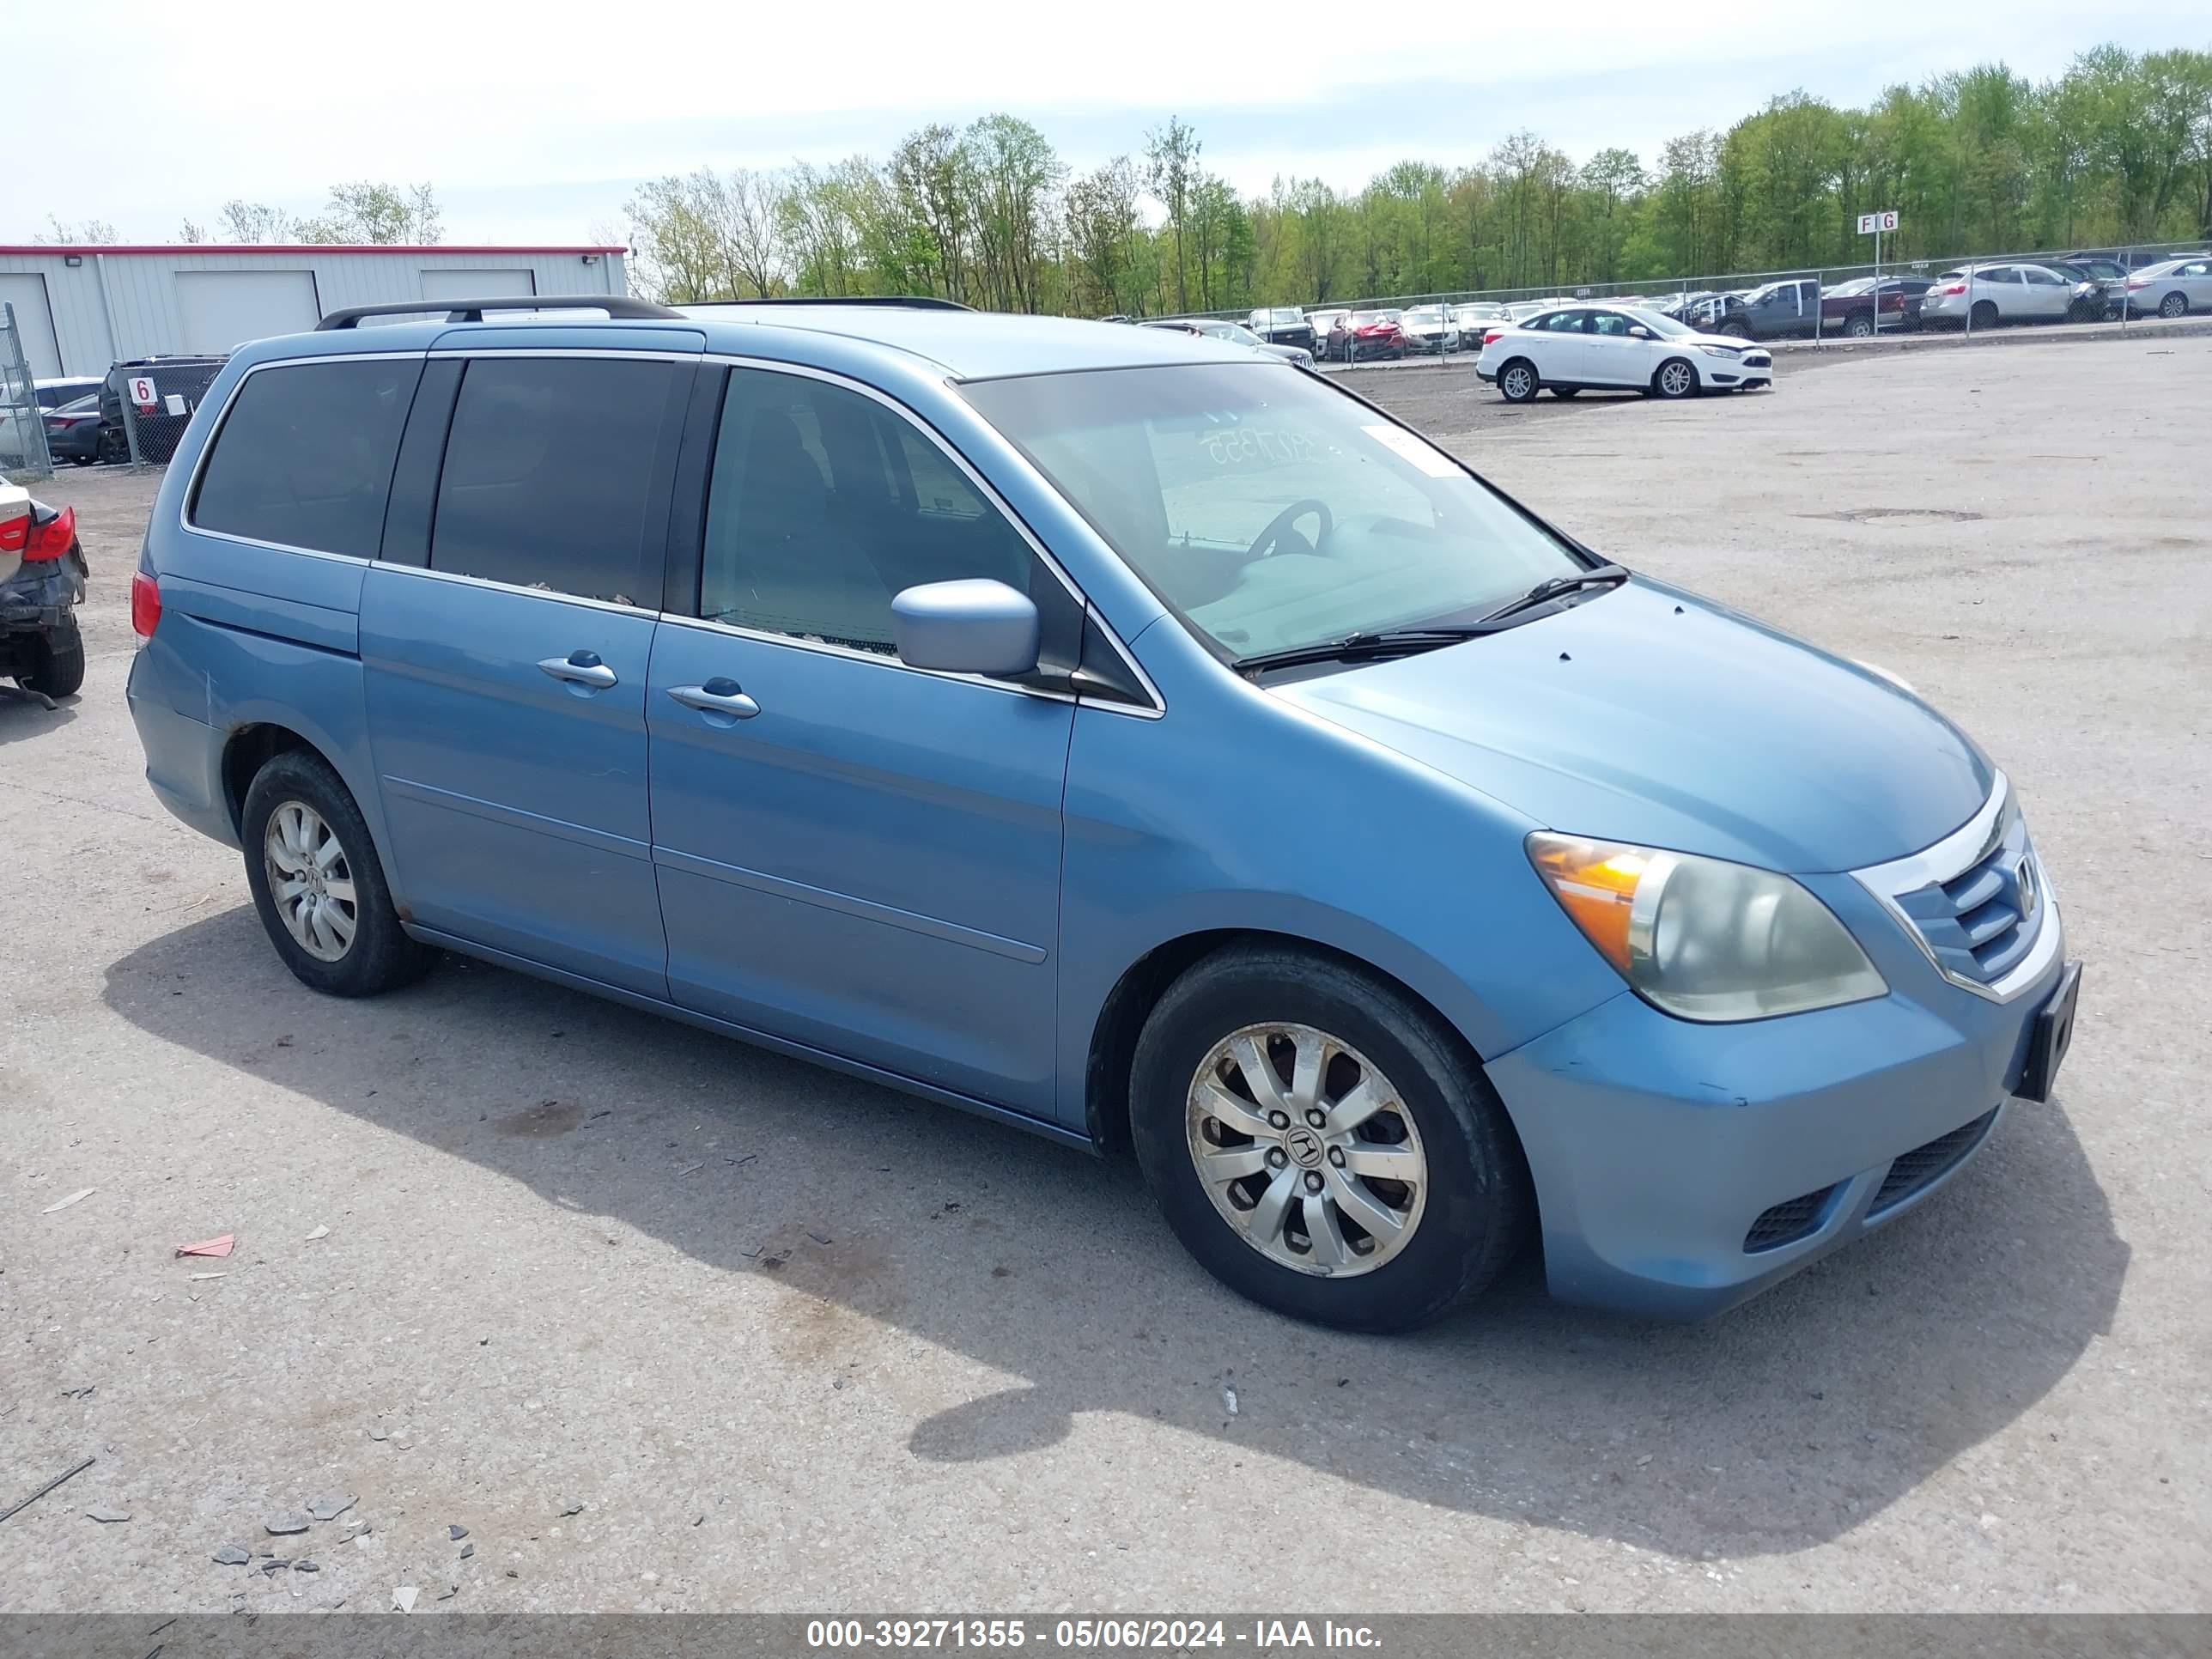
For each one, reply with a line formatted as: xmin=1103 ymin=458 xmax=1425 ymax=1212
xmin=1470 ymin=562 xmax=1630 ymax=626
xmin=1233 ymin=564 xmax=1631 ymax=676
xmin=1234 ymin=625 xmax=1498 ymax=675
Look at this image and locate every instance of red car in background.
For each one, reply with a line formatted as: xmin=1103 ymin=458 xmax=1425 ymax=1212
xmin=1325 ymin=308 xmax=1407 ymax=362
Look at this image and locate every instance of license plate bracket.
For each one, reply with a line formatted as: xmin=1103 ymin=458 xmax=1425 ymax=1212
xmin=2014 ymin=961 xmax=2081 ymax=1104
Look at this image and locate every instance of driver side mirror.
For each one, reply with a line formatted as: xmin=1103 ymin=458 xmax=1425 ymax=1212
xmin=1628 ymin=325 xmax=1654 ymax=339
xmin=890 ymin=580 xmax=1039 ymax=678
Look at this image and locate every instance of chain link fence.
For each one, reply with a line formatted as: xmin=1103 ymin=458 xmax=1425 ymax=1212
xmin=109 ymin=357 xmax=228 ymax=467
xmin=0 ymin=303 xmax=54 ymax=477
xmin=1181 ymin=236 xmax=2209 ymax=361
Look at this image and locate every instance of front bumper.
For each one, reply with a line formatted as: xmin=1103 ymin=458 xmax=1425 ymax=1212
xmin=1488 ymin=890 xmax=2069 ymax=1320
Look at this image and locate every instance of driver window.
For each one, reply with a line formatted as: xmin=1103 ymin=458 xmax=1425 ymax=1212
xmin=699 ymin=368 xmax=1036 ymax=653
xmin=1590 ymin=312 xmax=1632 ymax=337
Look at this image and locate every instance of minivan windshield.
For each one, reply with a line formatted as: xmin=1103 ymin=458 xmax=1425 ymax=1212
xmin=963 ymin=364 xmax=1587 ymax=662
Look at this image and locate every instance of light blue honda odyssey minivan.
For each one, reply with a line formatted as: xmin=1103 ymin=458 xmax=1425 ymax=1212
xmin=125 ymin=295 xmax=2080 ymax=1330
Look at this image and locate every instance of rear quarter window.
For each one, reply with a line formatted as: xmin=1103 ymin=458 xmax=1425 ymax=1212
xmin=191 ymin=359 xmax=423 ymax=557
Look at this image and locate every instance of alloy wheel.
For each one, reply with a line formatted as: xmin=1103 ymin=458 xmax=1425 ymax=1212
xmin=1184 ymin=1022 xmax=1428 ymax=1278
xmin=2160 ymin=293 xmax=2186 ymax=319
xmin=1501 ymin=364 xmax=1534 ymax=400
xmin=264 ymin=800 xmax=359 ymax=963
xmin=1659 ymin=361 xmax=1694 ymax=397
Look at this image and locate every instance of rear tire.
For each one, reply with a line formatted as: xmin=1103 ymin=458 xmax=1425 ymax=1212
xmin=1970 ymin=300 xmax=1999 ymax=330
xmin=1129 ymin=945 xmax=1531 ymax=1333
xmin=241 ymin=750 xmax=434 ymax=998
xmin=2159 ymin=291 xmax=2187 ymax=319
xmin=21 ymin=613 xmax=84 ymax=697
xmin=1497 ymin=358 xmax=1540 ymax=403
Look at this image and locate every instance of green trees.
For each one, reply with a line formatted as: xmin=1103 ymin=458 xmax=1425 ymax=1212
xmin=611 ymin=43 xmax=2212 ymax=314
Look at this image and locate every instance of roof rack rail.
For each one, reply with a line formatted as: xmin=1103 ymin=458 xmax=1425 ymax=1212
xmin=316 ymin=295 xmax=688 ymax=330
xmin=681 ymin=295 xmax=974 ymax=312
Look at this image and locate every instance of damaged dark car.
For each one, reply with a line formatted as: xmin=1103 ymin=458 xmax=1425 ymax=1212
xmin=1 ymin=477 xmax=88 ymax=702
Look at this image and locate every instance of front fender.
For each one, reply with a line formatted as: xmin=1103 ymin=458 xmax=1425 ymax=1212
xmin=1054 ymin=632 xmax=1629 ymax=1135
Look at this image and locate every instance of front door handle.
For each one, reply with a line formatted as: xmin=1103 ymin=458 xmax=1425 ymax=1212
xmin=539 ymin=650 xmax=618 ymax=690
xmin=667 ymin=678 xmax=761 ymax=720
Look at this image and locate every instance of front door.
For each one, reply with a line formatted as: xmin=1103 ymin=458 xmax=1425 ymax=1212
xmin=647 ymin=365 xmax=1077 ymax=1112
xmin=362 ymin=351 xmax=691 ymax=996
xmin=2021 ymin=265 xmax=2072 ymax=319
xmin=1583 ymin=309 xmax=1653 ymax=385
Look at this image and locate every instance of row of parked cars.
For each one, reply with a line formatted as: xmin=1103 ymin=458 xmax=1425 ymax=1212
xmin=1201 ymin=248 xmax=2209 ymax=364
xmin=1636 ymin=251 xmax=2206 ymax=339
xmin=0 ymin=355 xmax=229 ymax=471
xmin=1249 ymin=302 xmax=1516 ymax=362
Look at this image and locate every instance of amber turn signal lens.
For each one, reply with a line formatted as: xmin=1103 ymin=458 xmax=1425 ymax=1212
xmin=1526 ymin=834 xmax=1648 ymax=974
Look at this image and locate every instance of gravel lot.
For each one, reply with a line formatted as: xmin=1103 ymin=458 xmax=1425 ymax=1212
xmin=4 ymin=336 xmax=2206 ymax=1614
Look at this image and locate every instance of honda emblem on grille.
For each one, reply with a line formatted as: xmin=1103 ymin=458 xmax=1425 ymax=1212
xmin=2015 ymin=856 xmax=2039 ymax=921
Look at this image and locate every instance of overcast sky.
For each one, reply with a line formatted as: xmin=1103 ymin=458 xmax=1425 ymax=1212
xmin=5 ymin=3 xmax=2205 ymax=246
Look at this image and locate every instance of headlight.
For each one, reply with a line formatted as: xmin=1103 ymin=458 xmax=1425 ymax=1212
xmin=1696 ymin=343 xmax=1742 ymax=357
xmin=1527 ymin=834 xmax=1888 ymax=1022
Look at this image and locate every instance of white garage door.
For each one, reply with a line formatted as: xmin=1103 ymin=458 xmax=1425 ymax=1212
xmin=0 ymin=275 xmax=64 ymax=379
xmin=174 ymin=270 xmax=321 ymax=354
xmin=420 ymin=269 xmax=537 ymax=301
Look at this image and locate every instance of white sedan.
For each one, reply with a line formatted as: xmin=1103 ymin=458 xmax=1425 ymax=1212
xmin=1474 ymin=303 xmax=1772 ymax=401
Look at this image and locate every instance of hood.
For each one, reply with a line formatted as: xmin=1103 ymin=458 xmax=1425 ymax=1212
xmin=1271 ymin=580 xmax=1992 ymax=872
xmin=1680 ymin=328 xmax=1761 ymax=351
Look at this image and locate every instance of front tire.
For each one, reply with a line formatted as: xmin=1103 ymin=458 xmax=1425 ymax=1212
xmin=1129 ymin=945 xmax=1531 ymax=1333
xmin=241 ymin=750 xmax=434 ymax=998
xmin=1497 ymin=358 xmax=1540 ymax=403
xmin=1652 ymin=357 xmax=1698 ymax=399
xmin=21 ymin=612 xmax=84 ymax=697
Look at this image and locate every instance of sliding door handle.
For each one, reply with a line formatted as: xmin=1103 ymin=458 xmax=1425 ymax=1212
xmin=668 ymin=678 xmax=761 ymax=720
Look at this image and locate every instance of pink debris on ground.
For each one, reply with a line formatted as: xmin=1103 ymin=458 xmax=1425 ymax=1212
xmin=174 ymin=1234 xmax=236 ymax=1258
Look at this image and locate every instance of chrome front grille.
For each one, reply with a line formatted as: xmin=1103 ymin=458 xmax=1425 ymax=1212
xmin=1853 ymin=772 xmax=2060 ymax=1002
xmin=1892 ymin=802 xmax=2039 ymax=986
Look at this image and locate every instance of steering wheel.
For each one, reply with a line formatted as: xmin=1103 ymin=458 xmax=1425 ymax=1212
xmin=1247 ymin=499 xmax=1334 ymax=560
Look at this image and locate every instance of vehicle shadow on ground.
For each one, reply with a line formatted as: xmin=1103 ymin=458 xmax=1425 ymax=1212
xmin=103 ymin=907 xmax=2127 ymax=1561
xmin=0 ymin=692 xmax=79 ymax=746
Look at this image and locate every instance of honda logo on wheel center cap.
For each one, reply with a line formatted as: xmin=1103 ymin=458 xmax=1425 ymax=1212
xmin=1283 ymin=1127 xmax=1325 ymax=1169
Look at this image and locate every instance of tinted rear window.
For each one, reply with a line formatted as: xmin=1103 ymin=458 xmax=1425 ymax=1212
xmin=429 ymin=356 xmax=675 ymax=604
xmin=191 ymin=360 xmax=422 ymax=557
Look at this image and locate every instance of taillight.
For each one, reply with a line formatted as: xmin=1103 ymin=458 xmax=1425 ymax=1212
xmin=131 ymin=569 xmax=162 ymax=638
xmin=1934 ymin=283 xmax=1966 ymax=295
xmin=24 ymin=504 xmax=75 ymax=562
xmin=1483 ymin=329 xmax=1505 ymax=345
